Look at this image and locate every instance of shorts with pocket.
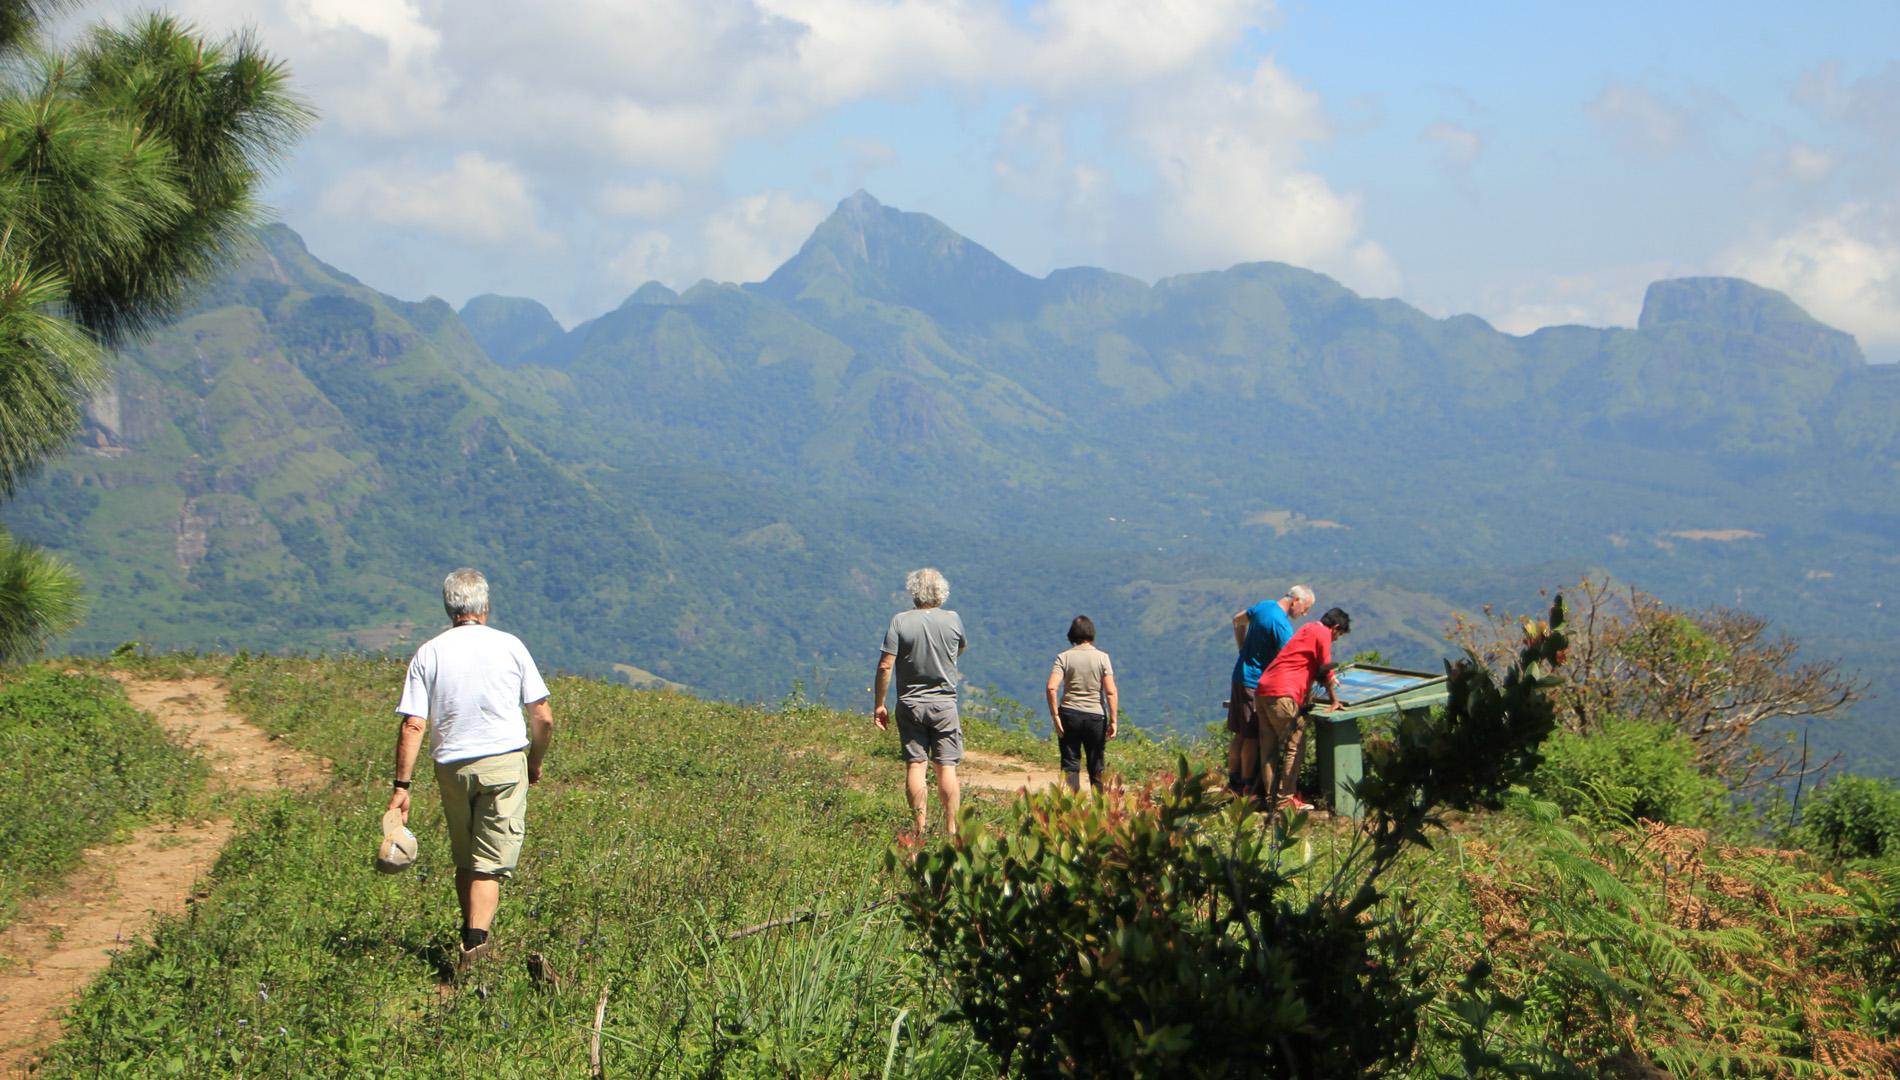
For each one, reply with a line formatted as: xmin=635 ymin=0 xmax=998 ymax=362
xmin=434 ymin=749 xmax=529 ymax=878
xmin=1225 ymin=681 xmax=1256 ymax=736
xmin=896 ymin=699 xmax=963 ymax=765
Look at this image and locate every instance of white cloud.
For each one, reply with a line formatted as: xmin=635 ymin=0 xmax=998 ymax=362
xmin=58 ymin=0 xmax=454 ymax=136
xmin=608 ymin=231 xmax=676 ymax=288
xmin=847 ymin=139 xmax=898 ymax=174
xmin=291 ymin=0 xmax=439 ymax=63
xmin=1724 ymin=204 xmax=1900 ymax=347
xmin=1785 ymin=142 xmax=1838 ymax=184
xmin=598 ymin=181 xmax=692 ymax=221
xmin=1448 ymin=263 xmax=1673 ymax=336
xmin=607 ymin=192 xmax=826 ymax=289
xmin=1795 ymin=60 xmax=1900 ymax=141
xmin=1587 ymin=80 xmax=1696 ymax=156
xmin=1019 ymin=0 xmax=1274 ymax=90
xmin=1424 ymin=122 xmax=1483 ymax=168
xmin=1343 ymin=242 xmax=1403 ymax=298
xmin=700 ymin=191 xmax=828 ymax=283
xmin=320 ymin=153 xmax=557 ymax=250
xmin=1130 ymin=59 xmax=1389 ymax=291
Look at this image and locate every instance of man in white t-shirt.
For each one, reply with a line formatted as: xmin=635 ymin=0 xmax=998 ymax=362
xmin=387 ymin=568 xmax=554 ymax=974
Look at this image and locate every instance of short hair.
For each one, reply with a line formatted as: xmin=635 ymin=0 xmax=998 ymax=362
xmin=1320 ymin=607 xmax=1351 ymax=635
xmin=906 ymin=567 xmax=949 ymax=607
xmin=443 ymin=568 xmax=489 ymax=619
xmin=1286 ymin=584 xmax=1315 ymax=607
xmin=1067 ymin=615 xmax=1096 ymax=644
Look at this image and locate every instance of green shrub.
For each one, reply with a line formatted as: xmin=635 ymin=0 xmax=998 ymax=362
xmin=894 ymin=774 xmax=1420 ymax=1076
xmin=1528 ymin=716 xmax=1726 ymax=826
xmin=1801 ymin=774 xmax=1900 ymax=861
xmin=0 ymin=666 xmax=204 ymax=926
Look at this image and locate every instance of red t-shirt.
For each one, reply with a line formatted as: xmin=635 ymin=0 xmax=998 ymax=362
xmin=1253 ymin=622 xmax=1333 ymax=705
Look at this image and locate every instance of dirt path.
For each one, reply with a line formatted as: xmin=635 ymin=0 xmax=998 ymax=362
xmin=0 ymin=677 xmax=329 ymax=1077
xmin=958 ymin=749 xmax=1070 ymax=794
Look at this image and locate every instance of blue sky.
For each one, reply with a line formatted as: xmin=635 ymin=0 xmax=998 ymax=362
xmin=76 ymin=1 xmax=1900 ymax=357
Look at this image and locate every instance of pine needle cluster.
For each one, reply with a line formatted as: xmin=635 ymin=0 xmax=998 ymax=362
xmin=0 ymin=0 xmax=308 ymax=658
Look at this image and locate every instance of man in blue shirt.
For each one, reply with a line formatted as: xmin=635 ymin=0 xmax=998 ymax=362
xmin=1226 ymin=585 xmax=1314 ymax=795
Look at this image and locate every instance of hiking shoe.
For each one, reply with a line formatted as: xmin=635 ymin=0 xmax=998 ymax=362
xmin=454 ymin=939 xmax=493 ymax=977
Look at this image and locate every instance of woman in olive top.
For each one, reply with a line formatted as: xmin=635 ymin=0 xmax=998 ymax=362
xmin=1046 ymin=615 xmax=1119 ymax=792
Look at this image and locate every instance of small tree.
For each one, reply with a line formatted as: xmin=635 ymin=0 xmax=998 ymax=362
xmin=0 ymin=1 xmax=309 ymax=658
xmin=895 ymin=599 xmax=1569 ymax=1076
xmin=1451 ymin=578 xmax=1859 ymax=792
xmin=1801 ymin=774 xmax=1900 ymax=862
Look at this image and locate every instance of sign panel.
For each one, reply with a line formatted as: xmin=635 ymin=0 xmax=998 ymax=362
xmin=1315 ymin=665 xmax=1442 ymax=707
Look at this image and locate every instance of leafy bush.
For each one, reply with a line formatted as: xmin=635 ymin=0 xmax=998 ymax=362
xmin=0 ymin=667 xmax=204 ymax=926
xmin=1828 ymin=865 xmax=1900 ymax=1040
xmin=1801 ymin=774 xmax=1900 ymax=861
xmin=895 ymin=775 xmax=1420 ymax=1076
xmin=1528 ymin=716 xmax=1727 ymax=826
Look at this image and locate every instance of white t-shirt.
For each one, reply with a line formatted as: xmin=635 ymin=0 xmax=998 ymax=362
xmin=396 ymin=624 xmax=551 ymax=765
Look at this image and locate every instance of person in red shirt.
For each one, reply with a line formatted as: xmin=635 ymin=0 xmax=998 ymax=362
xmin=1252 ymin=607 xmax=1351 ymax=810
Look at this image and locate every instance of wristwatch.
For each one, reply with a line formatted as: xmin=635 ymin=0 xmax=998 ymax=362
xmin=392 ymin=779 xmax=412 ymax=790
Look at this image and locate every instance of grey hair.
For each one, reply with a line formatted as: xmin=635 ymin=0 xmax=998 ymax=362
xmin=443 ymin=568 xmax=490 ymax=618
xmin=1286 ymin=584 xmax=1315 ymax=607
xmin=906 ymin=567 xmax=949 ymax=607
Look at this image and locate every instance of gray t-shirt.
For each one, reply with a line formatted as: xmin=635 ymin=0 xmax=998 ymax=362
xmin=881 ymin=606 xmax=965 ymax=704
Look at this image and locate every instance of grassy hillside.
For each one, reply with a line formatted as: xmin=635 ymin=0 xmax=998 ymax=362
xmin=29 ymin=654 xmax=1186 ymax=1077
xmin=20 ymin=656 xmax=1899 ymax=1077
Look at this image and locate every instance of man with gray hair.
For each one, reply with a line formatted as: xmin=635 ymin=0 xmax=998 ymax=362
xmin=388 ymin=568 xmax=554 ymax=975
xmin=873 ymin=567 xmax=966 ymax=836
xmin=1226 ymin=584 xmax=1315 ymax=799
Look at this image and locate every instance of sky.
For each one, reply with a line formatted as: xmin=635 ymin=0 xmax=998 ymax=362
xmin=66 ymin=1 xmax=1900 ymax=358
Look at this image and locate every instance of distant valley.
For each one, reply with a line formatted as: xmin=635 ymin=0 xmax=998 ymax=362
xmin=6 ymin=192 xmax=1895 ymax=772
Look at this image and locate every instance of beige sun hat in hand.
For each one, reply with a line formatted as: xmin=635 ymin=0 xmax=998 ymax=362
xmin=375 ymin=807 xmax=418 ymax=873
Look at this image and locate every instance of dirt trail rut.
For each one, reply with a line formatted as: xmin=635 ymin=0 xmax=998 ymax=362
xmin=0 ymin=677 xmax=329 ymax=1077
xmin=957 ymin=749 xmax=1070 ymax=794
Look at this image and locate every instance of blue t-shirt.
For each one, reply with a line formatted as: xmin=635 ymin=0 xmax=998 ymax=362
xmin=1230 ymin=600 xmax=1294 ymax=691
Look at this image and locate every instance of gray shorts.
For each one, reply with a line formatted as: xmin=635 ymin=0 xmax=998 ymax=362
xmin=896 ymin=699 xmax=963 ymax=765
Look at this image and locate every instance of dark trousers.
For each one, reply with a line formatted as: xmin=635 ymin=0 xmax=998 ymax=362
xmin=1058 ymin=707 xmax=1108 ymax=786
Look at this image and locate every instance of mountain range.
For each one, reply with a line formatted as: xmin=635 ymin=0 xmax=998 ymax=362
xmin=6 ymin=191 xmax=1895 ymax=770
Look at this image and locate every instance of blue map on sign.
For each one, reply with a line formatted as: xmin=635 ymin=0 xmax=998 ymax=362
xmin=1316 ymin=667 xmax=1438 ymax=706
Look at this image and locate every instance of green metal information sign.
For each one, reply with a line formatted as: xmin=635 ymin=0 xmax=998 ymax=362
xmin=1309 ymin=663 xmax=1448 ymax=817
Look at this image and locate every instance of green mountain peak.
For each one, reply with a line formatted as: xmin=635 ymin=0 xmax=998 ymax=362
xmin=757 ymin=190 xmax=1041 ymax=324
xmin=622 ymin=281 xmax=679 ymax=307
xmin=459 ymin=294 xmax=563 ymax=366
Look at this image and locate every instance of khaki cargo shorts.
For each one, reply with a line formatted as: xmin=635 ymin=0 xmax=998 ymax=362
xmin=434 ymin=749 xmax=528 ymax=878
